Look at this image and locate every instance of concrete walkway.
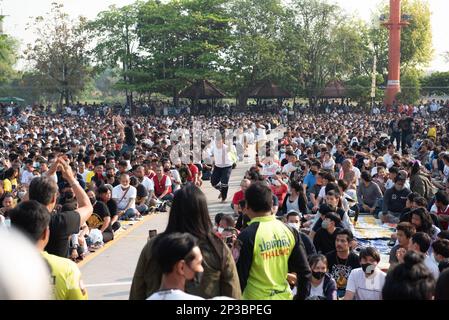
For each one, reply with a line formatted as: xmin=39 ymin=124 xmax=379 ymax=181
xmin=80 ymin=142 xmax=261 ymax=300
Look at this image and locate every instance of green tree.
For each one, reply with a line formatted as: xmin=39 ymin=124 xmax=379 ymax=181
xmin=224 ymin=0 xmax=289 ymax=106
xmin=421 ymin=71 xmax=449 ymax=96
xmin=86 ymin=3 xmax=140 ymax=110
xmin=396 ymin=68 xmax=421 ymax=104
xmin=24 ymin=3 xmax=91 ymax=105
xmin=282 ymin=0 xmax=368 ymax=103
xmin=0 ymin=16 xmax=18 ymax=83
xmin=136 ymin=0 xmax=232 ymax=106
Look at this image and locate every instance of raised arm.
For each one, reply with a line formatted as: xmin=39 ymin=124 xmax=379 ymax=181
xmin=58 ymin=157 xmax=93 ymax=225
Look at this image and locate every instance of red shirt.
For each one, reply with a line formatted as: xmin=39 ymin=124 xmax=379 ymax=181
xmin=271 ymin=184 xmax=288 ymax=207
xmin=232 ymin=190 xmax=245 ymax=206
xmin=437 ymin=205 xmax=449 ymax=230
xmin=187 ymin=164 xmax=199 ymax=182
xmin=153 ymin=174 xmax=172 ymax=197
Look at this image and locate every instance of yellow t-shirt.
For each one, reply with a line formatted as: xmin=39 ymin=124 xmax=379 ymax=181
xmin=428 ymin=127 xmax=436 ymax=140
xmin=85 ymin=171 xmax=95 ymax=184
xmin=3 ymin=178 xmax=17 ymax=193
xmin=41 ymin=251 xmax=88 ymax=300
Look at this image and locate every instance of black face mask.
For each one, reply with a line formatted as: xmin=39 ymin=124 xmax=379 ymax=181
xmin=89 ymin=197 xmax=96 ymax=205
xmin=312 ymin=271 xmax=325 ymax=280
xmin=361 ymin=263 xmax=375 ymax=275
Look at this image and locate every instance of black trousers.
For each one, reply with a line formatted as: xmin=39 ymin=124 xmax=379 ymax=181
xmin=211 ymin=166 xmax=233 ymax=200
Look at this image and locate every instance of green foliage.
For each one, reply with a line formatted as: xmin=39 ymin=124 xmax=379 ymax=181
xmin=421 ymin=71 xmax=449 ymax=96
xmin=0 ymin=17 xmax=18 ymax=83
xmin=397 ymin=68 xmax=422 ymax=104
xmin=346 ymin=74 xmax=384 ymax=104
xmin=24 ymin=3 xmax=91 ymax=105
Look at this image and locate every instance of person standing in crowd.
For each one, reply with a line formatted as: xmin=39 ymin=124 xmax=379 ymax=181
xmin=326 ymin=229 xmax=360 ymax=299
xmin=306 ymin=254 xmax=337 ymax=300
xmin=146 ymin=233 xmax=205 ymax=300
xmin=209 ymin=134 xmax=235 ymax=203
xmin=130 ymin=184 xmax=241 ymax=300
xmin=235 ymin=182 xmax=311 ymax=300
xmin=344 ymin=247 xmax=386 ymax=300
xmin=9 ymin=201 xmax=88 ymax=300
xmin=28 ymin=158 xmax=93 ymax=258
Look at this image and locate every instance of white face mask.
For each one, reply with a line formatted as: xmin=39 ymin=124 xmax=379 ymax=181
xmin=288 ymin=223 xmax=300 ymax=231
xmin=217 ymin=227 xmax=224 ymax=233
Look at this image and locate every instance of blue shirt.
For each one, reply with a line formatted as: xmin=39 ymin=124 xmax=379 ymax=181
xmin=304 ymin=172 xmax=316 ymax=189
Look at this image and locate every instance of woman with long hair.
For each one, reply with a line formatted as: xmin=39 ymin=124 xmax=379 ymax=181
xmin=409 ymin=208 xmax=440 ymax=241
xmin=129 ymin=184 xmax=241 ymax=300
xmin=281 ymin=180 xmax=308 ymax=216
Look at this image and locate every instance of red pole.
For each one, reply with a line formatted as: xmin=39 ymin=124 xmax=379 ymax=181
xmin=383 ymin=0 xmax=408 ymax=108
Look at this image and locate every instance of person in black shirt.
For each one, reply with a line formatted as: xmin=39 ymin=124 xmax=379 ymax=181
xmin=325 ymin=229 xmax=360 ymax=299
xmin=313 ymin=213 xmax=343 ymax=255
xmin=97 ymin=185 xmax=120 ymax=232
xmin=28 ymin=157 xmax=93 ymax=258
xmin=398 ymin=116 xmax=414 ymax=152
xmin=114 ymin=116 xmax=136 ymax=156
xmin=87 ymin=190 xmax=113 ymax=243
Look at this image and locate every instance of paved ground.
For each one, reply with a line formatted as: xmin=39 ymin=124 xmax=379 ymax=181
xmin=80 ymin=138 xmax=263 ymax=300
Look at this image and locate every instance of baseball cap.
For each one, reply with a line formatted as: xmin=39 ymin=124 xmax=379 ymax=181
xmin=396 ymin=170 xmax=408 ymax=181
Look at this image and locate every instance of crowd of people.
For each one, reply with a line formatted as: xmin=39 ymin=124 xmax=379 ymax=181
xmin=1 ymin=99 xmax=449 ymax=300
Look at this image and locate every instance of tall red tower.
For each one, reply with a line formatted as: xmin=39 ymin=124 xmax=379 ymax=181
xmin=383 ymin=0 xmax=409 ymax=107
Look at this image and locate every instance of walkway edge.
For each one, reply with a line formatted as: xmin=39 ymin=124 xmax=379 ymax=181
xmin=78 ymin=214 xmax=156 ymax=268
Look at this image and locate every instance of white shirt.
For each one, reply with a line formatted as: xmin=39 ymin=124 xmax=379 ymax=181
xmin=323 ymin=159 xmax=335 ymax=171
xmin=42 ymin=171 xmax=58 ymax=184
xmin=309 ymin=280 xmax=325 ymax=298
xmin=112 ymin=185 xmax=137 ymax=211
xmin=383 ymin=154 xmax=393 ymax=168
xmin=424 ymin=255 xmax=439 ymax=280
xmin=282 ymin=162 xmax=297 ymax=174
xmin=139 ymin=176 xmax=155 ymax=192
xmin=346 ymin=268 xmax=386 ymax=300
xmin=255 ymin=127 xmax=267 ymax=141
xmin=21 ymin=170 xmax=35 ymax=186
xmin=147 ymin=289 xmax=204 ymax=300
xmin=79 ymin=170 xmax=90 ymax=182
xmin=209 ymin=143 xmax=233 ymax=168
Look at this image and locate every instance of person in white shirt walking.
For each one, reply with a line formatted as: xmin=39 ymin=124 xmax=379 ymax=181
xmin=209 ymin=135 xmax=234 ymax=202
xmin=147 ymin=232 xmax=205 ymax=300
xmin=344 ymin=247 xmax=386 ymax=300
